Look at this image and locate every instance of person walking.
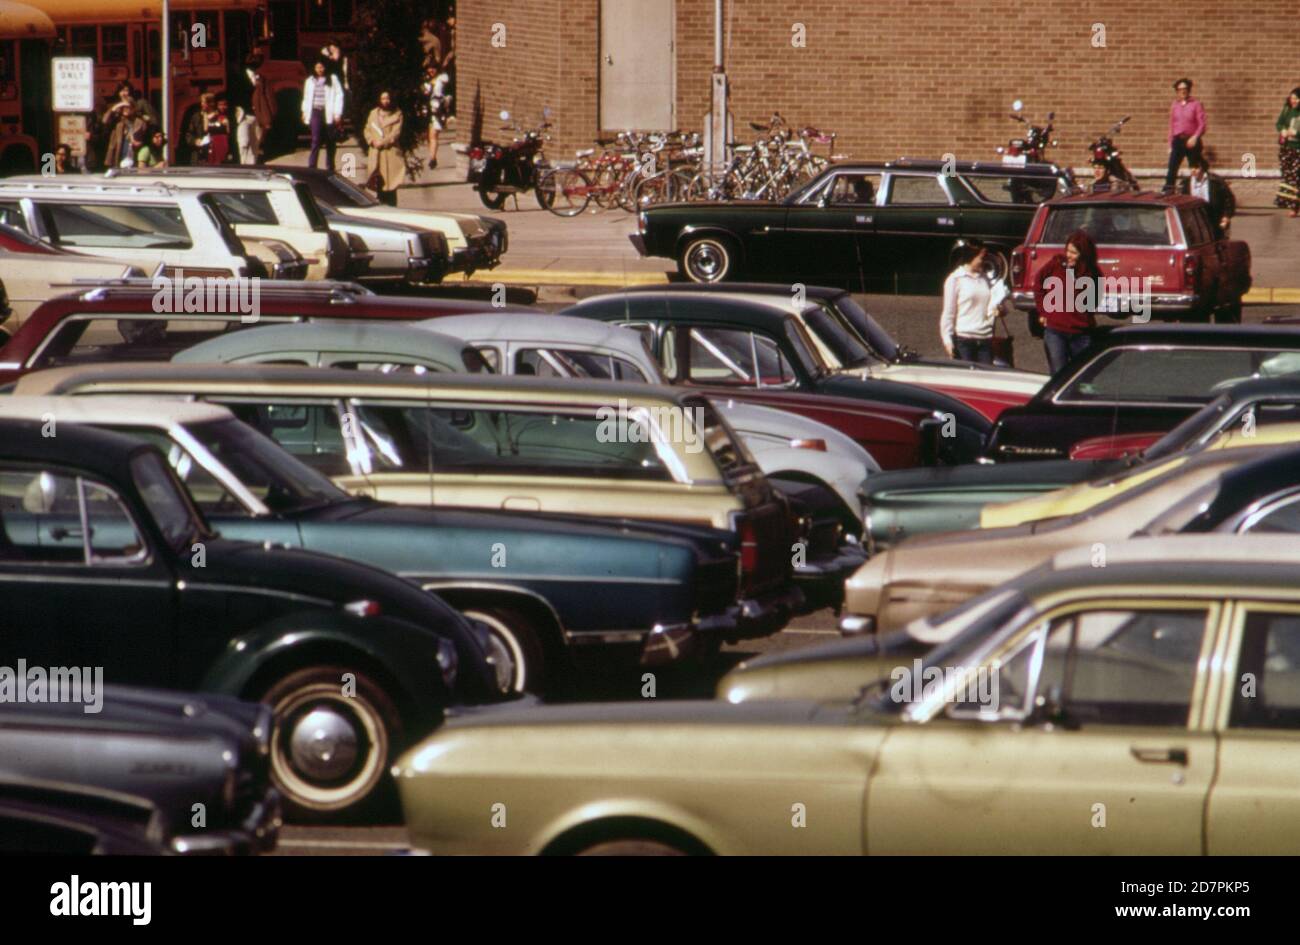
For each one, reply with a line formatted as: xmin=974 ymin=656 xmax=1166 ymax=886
xmin=420 ymin=65 xmax=451 ymax=169
xmin=365 ymin=91 xmax=407 ymax=207
xmin=939 ymin=241 xmax=1006 ymax=365
xmin=1178 ymin=157 xmax=1235 ymax=235
xmin=1166 ymin=78 xmax=1206 ymax=190
xmin=1275 ymin=88 xmax=1300 ymax=217
xmin=243 ymin=52 xmax=275 ymax=160
xmin=1033 ymin=229 xmax=1101 ymax=375
xmin=301 ymin=59 xmax=345 ymax=171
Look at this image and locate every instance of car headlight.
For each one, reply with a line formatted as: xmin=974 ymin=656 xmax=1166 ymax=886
xmin=435 ymin=637 xmax=459 ymax=689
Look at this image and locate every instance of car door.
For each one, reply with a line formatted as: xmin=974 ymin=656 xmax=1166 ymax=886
xmin=0 ymin=463 xmax=176 ymax=685
xmin=873 ymin=172 xmax=961 ymax=292
xmin=777 ymin=170 xmax=882 ymax=288
xmin=1207 ymin=602 xmax=1300 ymax=854
xmin=865 ymin=601 xmax=1219 ymax=854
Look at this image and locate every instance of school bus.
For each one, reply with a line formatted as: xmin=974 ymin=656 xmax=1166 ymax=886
xmin=0 ymin=1 xmax=55 ymax=173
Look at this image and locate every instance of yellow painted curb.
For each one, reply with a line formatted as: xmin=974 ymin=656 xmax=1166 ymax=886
xmin=456 ymin=269 xmax=670 ymax=287
xmin=1269 ymin=288 xmax=1300 ymax=304
xmin=1244 ymin=288 xmax=1300 ymax=304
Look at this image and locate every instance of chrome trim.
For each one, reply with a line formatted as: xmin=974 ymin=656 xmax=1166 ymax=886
xmin=180 ymin=583 xmax=334 ymax=607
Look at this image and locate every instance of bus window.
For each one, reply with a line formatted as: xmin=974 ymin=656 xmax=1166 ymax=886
xmin=0 ymin=41 xmax=14 ymax=84
xmin=101 ymin=26 xmax=127 ymax=64
xmin=62 ymin=26 xmax=97 ymax=59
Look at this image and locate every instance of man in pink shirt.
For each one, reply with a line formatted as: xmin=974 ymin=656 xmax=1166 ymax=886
xmin=1166 ymin=77 xmax=1207 ymax=189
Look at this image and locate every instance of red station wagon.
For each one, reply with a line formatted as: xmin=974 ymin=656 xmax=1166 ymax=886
xmin=1010 ymin=190 xmax=1251 ymax=324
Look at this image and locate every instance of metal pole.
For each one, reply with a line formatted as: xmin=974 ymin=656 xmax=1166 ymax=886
xmin=161 ymin=0 xmax=171 ymax=159
xmin=708 ymin=0 xmax=727 ymax=170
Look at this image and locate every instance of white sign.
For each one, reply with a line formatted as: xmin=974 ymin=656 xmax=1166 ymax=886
xmin=52 ymin=57 xmax=95 ymax=113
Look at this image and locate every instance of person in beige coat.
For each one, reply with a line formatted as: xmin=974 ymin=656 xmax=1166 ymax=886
xmin=365 ymin=92 xmax=407 ymax=206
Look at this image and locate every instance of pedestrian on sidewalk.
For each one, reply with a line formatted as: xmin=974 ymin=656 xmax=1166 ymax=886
xmin=1033 ymin=229 xmax=1100 ymax=375
xmin=205 ymin=95 xmax=233 ymax=165
xmin=940 ymin=240 xmax=1006 ymax=365
xmin=365 ymin=91 xmax=407 ymax=207
xmin=136 ymin=129 xmax=168 ymax=168
xmin=420 ymin=65 xmax=451 ymax=169
xmin=1178 ymin=156 xmax=1235 ymax=235
xmin=243 ymin=52 xmax=275 ymax=160
xmin=52 ymin=144 xmax=77 ymax=174
xmin=302 ymin=59 xmax=345 ymax=171
xmin=1166 ymin=78 xmax=1206 ymax=190
xmin=1275 ymin=88 xmax=1300 ymax=217
xmin=104 ymin=103 xmax=147 ymax=168
xmin=184 ymin=93 xmax=216 ymax=165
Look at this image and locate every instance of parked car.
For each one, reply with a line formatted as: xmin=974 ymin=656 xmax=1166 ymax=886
xmin=108 ymin=167 xmax=348 ymax=280
xmin=1 ymin=684 xmax=280 ymax=854
xmin=18 ymin=365 xmax=806 ymax=639
xmin=266 ymin=164 xmax=507 ymax=277
xmin=0 ymin=779 xmax=169 ymax=855
xmin=7 ymin=396 xmax=746 ymax=694
xmin=0 ymin=415 xmax=503 ymax=816
xmin=0 ymin=282 xmax=502 ymax=388
xmin=631 ymin=159 xmax=1073 ymax=290
xmin=840 ymin=443 xmax=1300 ymax=635
xmin=566 ymin=291 xmax=992 ymax=465
xmin=0 ymin=177 xmax=301 ymax=280
xmin=1009 ymin=189 xmax=1252 ymax=323
xmin=0 ymin=242 xmax=142 ymax=331
xmin=615 ymin=282 xmax=1048 ymax=420
xmin=984 ymin=325 xmax=1300 ymax=462
xmin=859 ymin=376 xmax=1300 ymax=549
xmin=318 ymin=202 xmax=448 ymax=284
xmin=396 ymin=534 xmax=1300 ymax=855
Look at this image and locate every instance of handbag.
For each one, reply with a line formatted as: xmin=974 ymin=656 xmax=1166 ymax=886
xmin=990 ymin=315 xmax=1015 ymax=368
xmin=365 ymin=169 xmax=384 ymax=191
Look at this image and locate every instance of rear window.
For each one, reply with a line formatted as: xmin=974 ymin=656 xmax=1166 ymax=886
xmin=1041 ymin=205 xmax=1172 ymax=246
xmin=1056 ymin=346 xmax=1299 ymax=405
xmin=963 ymin=174 xmax=1063 ymax=205
xmin=39 ymin=203 xmax=193 ymax=250
xmin=30 ymin=316 xmax=251 ymax=370
xmin=208 ymin=191 xmax=278 ymax=226
xmin=293 ymin=183 xmax=331 ymax=232
xmin=694 ymin=398 xmax=759 ymax=482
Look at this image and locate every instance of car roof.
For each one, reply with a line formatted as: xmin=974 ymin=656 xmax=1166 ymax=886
xmin=1107 ymin=324 xmax=1300 ymax=343
xmin=830 ymin=158 xmax=1068 ymax=177
xmin=0 ymin=415 xmax=152 ymax=477
xmin=1052 ymin=534 xmax=1300 ymax=573
xmin=0 ymin=177 xmax=184 ymax=197
xmin=568 ymin=292 xmax=796 ymax=328
xmin=0 ymin=395 xmax=232 ymax=428
xmin=619 ymin=282 xmax=849 ymax=301
xmin=1045 ymin=189 xmax=1204 ymax=208
xmin=16 ymin=362 xmax=698 ymax=407
xmin=107 ymin=169 xmax=297 ymax=190
xmin=422 ymin=312 xmax=649 ymax=351
xmin=172 ymin=321 xmax=472 ymax=365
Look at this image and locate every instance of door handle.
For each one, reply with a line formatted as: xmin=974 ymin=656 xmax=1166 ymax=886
xmin=855 ymin=215 xmax=873 ymax=224
xmin=1130 ymin=745 xmax=1188 ymax=765
xmin=49 ymin=527 xmax=86 ymax=540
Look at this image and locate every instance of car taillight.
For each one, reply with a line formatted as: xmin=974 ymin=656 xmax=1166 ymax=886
xmin=469 ymin=146 xmax=483 ymax=160
xmin=1183 ymin=253 xmax=1200 ymax=284
xmin=737 ymin=516 xmax=759 ymax=584
xmin=1011 ymin=249 xmax=1025 ymax=284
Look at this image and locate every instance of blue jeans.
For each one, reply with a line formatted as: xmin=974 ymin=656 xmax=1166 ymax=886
xmin=1044 ymin=328 xmax=1091 ymax=375
xmin=953 ymin=336 xmax=993 ymax=365
xmin=308 ymin=109 xmax=335 ymax=170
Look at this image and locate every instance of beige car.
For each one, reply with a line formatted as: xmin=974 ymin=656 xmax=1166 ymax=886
xmin=395 ymin=535 xmax=1300 ymax=855
xmin=841 ymin=443 xmax=1296 ymax=634
xmin=111 ymin=168 xmax=343 ymax=280
xmin=0 ymin=248 xmax=141 ymax=330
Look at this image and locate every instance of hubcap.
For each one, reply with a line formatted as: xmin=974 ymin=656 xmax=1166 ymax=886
xmin=688 ymin=242 xmax=724 ymax=280
xmin=289 ymin=705 xmax=360 ymax=782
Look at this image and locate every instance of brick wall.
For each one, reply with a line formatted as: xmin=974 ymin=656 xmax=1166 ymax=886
xmin=461 ymin=0 xmax=1298 ymax=171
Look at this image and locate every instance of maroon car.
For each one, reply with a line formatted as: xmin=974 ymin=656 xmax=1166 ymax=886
xmin=0 ymin=282 xmax=503 ymax=387
xmin=1010 ymin=190 xmax=1251 ymax=323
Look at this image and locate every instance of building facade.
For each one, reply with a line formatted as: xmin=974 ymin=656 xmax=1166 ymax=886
xmin=458 ymin=0 xmax=1296 ymax=174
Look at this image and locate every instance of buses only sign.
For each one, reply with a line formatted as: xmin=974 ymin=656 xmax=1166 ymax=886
xmin=52 ymin=57 xmax=95 ymax=113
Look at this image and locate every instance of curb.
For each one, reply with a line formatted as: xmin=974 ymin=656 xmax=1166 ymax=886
xmin=1244 ymin=288 xmax=1300 ymax=304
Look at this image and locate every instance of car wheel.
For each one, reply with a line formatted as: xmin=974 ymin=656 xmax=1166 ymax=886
xmin=982 ymin=249 xmax=1010 ymax=284
xmin=260 ymin=665 xmax=402 ymax=819
xmin=478 ymin=188 xmax=507 ymax=210
xmin=679 ymin=235 xmax=737 ymax=283
xmin=462 ymin=606 xmax=547 ymax=695
xmin=574 ymin=839 xmax=690 ymax=856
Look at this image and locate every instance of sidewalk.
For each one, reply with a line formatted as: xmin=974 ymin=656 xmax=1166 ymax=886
xmin=289 ymin=135 xmax=1300 ymax=296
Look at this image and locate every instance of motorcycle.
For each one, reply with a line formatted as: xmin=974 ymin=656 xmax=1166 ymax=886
xmin=468 ymin=108 xmax=554 ymax=210
xmin=1087 ymin=116 xmax=1140 ymax=189
xmin=996 ymin=100 xmax=1056 ymax=164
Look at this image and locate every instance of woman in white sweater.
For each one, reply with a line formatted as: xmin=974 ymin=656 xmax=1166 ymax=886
xmin=939 ymin=240 xmax=1007 ymax=364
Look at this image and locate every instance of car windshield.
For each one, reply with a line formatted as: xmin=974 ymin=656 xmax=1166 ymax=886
xmin=859 ymin=587 xmax=1033 ymax=714
xmin=1041 ymin=205 xmax=1172 ymax=246
xmin=832 ymin=295 xmax=899 ymax=361
xmin=1146 ymin=394 xmax=1300 ymax=462
xmin=803 ymin=304 xmax=877 ymax=369
xmin=129 ymin=450 xmax=207 ymax=555
xmin=1055 ymin=346 xmax=1299 ymax=405
xmin=1142 ymin=393 xmax=1234 ymax=461
xmin=325 ymin=173 xmax=380 ymax=208
xmin=184 ymin=418 xmax=348 ymax=513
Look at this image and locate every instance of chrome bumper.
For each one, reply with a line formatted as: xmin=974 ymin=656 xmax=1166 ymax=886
xmin=170 ymin=786 xmax=282 ymax=856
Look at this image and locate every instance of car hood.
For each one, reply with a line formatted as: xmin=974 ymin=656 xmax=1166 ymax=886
xmin=816 ymin=375 xmax=991 ymax=432
xmin=336 ymin=205 xmax=485 ymax=240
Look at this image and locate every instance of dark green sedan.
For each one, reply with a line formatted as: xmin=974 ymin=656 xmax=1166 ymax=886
xmin=632 ymin=158 xmax=1073 ymax=291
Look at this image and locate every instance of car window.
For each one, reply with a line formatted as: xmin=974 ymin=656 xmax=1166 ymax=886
xmin=1238 ymin=491 xmax=1300 ymax=533
xmin=330 ymin=359 xmax=439 ymax=375
xmin=515 ymin=348 xmax=649 ymax=381
xmin=1056 ymin=347 xmax=1278 ymax=404
xmin=885 ymin=175 xmax=948 ymax=206
xmin=827 ymin=173 xmax=880 ymax=206
xmin=38 ymin=202 xmax=193 ymax=250
xmin=688 ymin=326 xmax=795 ymax=388
xmin=0 ymin=201 xmax=27 ymax=230
xmin=962 ymin=174 xmax=1062 ymax=205
xmin=1035 ymin=608 xmax=1209 ymax=726
xmin=222 ymin=401 xmax=351 ymax=476
xmin=348 ymin=402 xmax=673 ymax=480
xmin=1231 ymin=610 xmax=1300 ymax=729
xmin=1041 ymin=205 xmax=1172 ymax=246
xmin=0 ymin=468 xmax=144 ymax=564
xmin=30 ymin=317 xmax=242 ymax=370
xmin=1180 ymin=208 xmax=1212 ymax=246
xmin=209 ymin=191 xmax=279 ymax=226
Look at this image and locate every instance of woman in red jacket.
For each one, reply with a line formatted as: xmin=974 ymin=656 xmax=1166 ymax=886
xmin=1034 ymin=229 xmax=1101 ymax=374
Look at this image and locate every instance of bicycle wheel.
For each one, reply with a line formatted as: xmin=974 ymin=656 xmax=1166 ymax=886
xmin=539 ymin=167 xmax=591 ymax=217
xmin=634 ymin=171 xmax=673 ymax=209
xmin=591 ymin=164 xmax=622 ymax=209
xmin=616 ymin=169 xmax=641 ymax=213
